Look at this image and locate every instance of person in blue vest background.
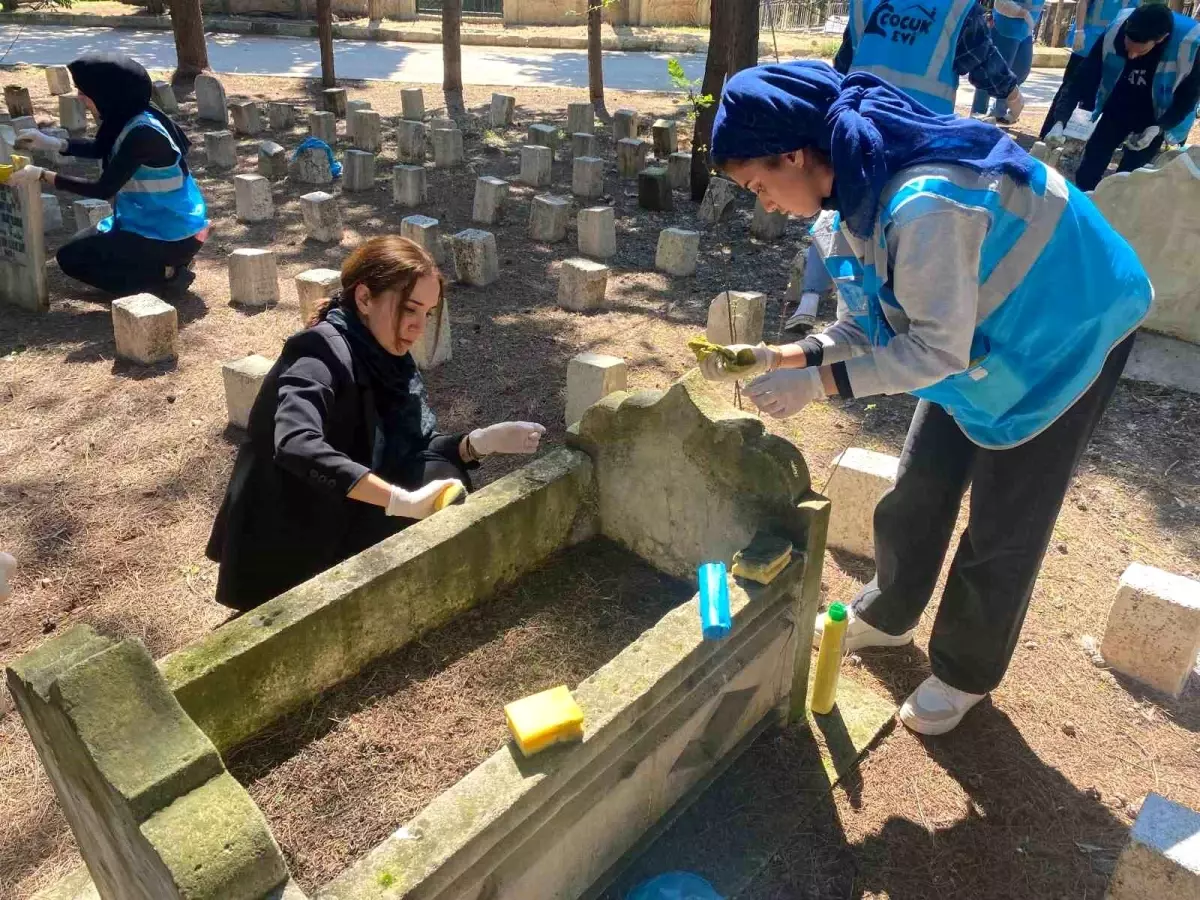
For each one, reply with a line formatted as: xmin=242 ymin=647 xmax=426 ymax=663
xmin=1040 ymin=0 xmax=1141 ymax=138
xmin=1047 ymin=3 xmax=1200 ymax=190
xmin=972 ymin=0 xmax=1046 ymax=123
xmin=12 ymin=54 xmax=209 ymax=297
xmin=700 ymin=61 xmax=1150 ymax=735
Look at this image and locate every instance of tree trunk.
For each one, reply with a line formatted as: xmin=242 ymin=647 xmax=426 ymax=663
xmin=443 ymin=0 xmax=466 ymax=118
xmin=588 ymin=3 xmax=609 ymax=121
xmin=725 ymin=0 xmax=759 ymax=75
xmin=168 ymin=0 xmax=209 ymax=85
xmin=690 ymin=0 xmax=731 ymax=201
xmin=1051 ymin=0 xmax=1068 ymax=48
xmin=317 ymin=0 xmax=336 ymax=88
xmin=368 ymin=0 xmax=383 ymax=23
xmin=147 ymin=0 xmax=167 ymax=16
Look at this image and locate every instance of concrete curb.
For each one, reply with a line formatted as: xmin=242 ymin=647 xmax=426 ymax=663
xmin=0 ymin=12 xmax=1074 ymax=65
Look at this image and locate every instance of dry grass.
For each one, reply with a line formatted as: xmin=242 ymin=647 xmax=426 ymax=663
xmin=0 ymin=65 xmax=1197 ymax=900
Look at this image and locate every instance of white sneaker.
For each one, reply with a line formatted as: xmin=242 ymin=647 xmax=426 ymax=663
xmin=812 ymin=605 xmax=915 ymax=652
xmin=899 ymin=675 xmax=986 ymax=735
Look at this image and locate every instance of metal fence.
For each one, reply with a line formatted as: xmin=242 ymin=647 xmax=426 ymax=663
xmin=760 ymin=0 xmax=848 ymax=32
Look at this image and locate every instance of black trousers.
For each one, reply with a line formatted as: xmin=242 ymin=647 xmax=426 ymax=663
xmin=1073 ymin=107 xmax=1165 ymax=192
xmin=855 ymin=336 xmax=1134 ymax=694
xmin=57 ymin=225 xmax=202 ymax=297
xmin=1040 ymin=52 xmax=1094 ymax=139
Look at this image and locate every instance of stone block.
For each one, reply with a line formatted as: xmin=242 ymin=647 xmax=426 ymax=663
xmin=396 ymin=120 xmax=427 ymax=164
xmin=73 ymin=198 xmax=112 ymax=231
xmin=350 ymin=109 xmax=382 ymax=152
xmin=449 ymin=229 xmax=499 ymax=287
xmin=520 ymin=144 xmax=553 ymax=187
xmin=432 ymin=127 xmax=464 ymax=168
xmin=229 ymin=100 xmax=262 ymax=136
xmin=572 ymin=155 xmax=604 ymax=199
xmin=651 ymin=118 xmax=677 ymax=157
xmin=193 ymin=74 xmax=227 ymax=125
xmin=785 ymin=247 xmax=807 ymax=304
xmin=567 ymin=101 xmax=594 ymax=136
xmin=257 ymin=140 xmax=288 ymax=179
xmin=706 ymin=290 xmax=766 ymax=346
xmin=668 ymin=151 xmax=691 ymax=191
xmin=530 ymin=193 xmax=570 ymax=243
xmin=638 ymin=166 xmax=673 ymax=211
xmin=401 ymin=214 xmax=444 ymax=263
xmin=58 ymin=94 xmax=87 ymax=133
xmin=295 ymin=268 xmax=342 ymax=323
xmin=613 ymin=108 xmax=638 ymax=142
xmin=528 ymin=122 xmax=560 ymax=152
xmin=392 ymin=164 xmax=426 ymax=207
xmin=204 ymin=130 xmax=236 ymax=171
xmin=228 ymin=248 xmax=279 ymax=308
xmin=557 ymin=257 xmax=609 ymax=313
xmin=655 ymin=227 xmax=700 ymax=276
xmin=323 ymin=87 xmax=348 ymax=117
xmin=401 ymin=87 xmax=425 ymax=121
xmin=308 ymin=110 xmax=336 ymax=144
xmin=152 ymin=80 xmax=178 ymax=114
xmin=825 ymin=447 xmax=899 ymax=559
xmin=490 ymin=92 xmax=516 ymax=127
xmin=565 ymin=351 xmax=627 ymax=425
xmin=617 ymin=138 xmax=650 ymax=178
xmin=578 ymin=205 xmax=616 ymax=259
xmin=699 ymin=176 xmax=738 ymax=225
xmin=222 ymin=354 xmax=273 ymax=429
xmin=343 ymin=149 xmax=376 ymax=192
xmin=10 ymin=114 xmax=35 ymax=133
xmin=289 ymin=146 xmax=333 ymax=185
xmin=267 ymin=101 xmax=294 ymax=131
xmin=430 ymin=116 xmax=457 ymax=132
xmin=233 ymin=173 xmax=273 ymax=222
xmin=45 ymin=65 xmax=72 ymax=96
xmin=1091 ymin=150 xmax=1200 ymax=344
xmin=472 ymin=175 xmax=509 ymax=224
xmin=41 ymin=192 xmax=62 ymax=233
xmin=4 ymin=85 xmax=32 ymax=117
xmin=112 ymin=293 xmax=177 ymax=365
xmin=1101 ymin=563 xmax=1200 ymax=697
xmin=411 ymin=300 xmax=452 ymax=370
xmin=300 ymin=190 xmax=343 ymax=243
xmin=1029 ymin=140 xmax=1049 ymax=162
xmin=570 ymin=132 xmax=597 ymax=160
xmin=1107 ymin=793 xmax=1200 ymax=900
xmin=347 ymin=99 xmax=372 ymax=120
xmin=751 ymin=198 xmax=788 ymax=240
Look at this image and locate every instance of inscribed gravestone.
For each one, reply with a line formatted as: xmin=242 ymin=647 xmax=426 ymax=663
xmin=0 ymin=173 xmax=48 ymax=312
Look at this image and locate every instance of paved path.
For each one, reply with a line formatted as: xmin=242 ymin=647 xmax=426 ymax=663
xmin=0 ymin=23 xmax=1061 ymax=103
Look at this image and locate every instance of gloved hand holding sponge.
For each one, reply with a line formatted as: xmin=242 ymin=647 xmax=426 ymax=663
xmin=690 ymin=337 xmax=827 ymax=418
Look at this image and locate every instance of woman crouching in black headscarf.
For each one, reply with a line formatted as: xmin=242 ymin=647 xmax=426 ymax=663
xmin=12 ymin=54 xmax=210 ymax=297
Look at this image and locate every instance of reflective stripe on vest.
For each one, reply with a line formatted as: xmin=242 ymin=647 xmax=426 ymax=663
xmin=1069 ymin=0 xmax=1140 ymax=55
xmin=848 ymin=0 xmax=975 ymax=114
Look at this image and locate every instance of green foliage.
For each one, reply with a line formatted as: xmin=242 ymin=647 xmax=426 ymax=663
xmin=377 ymin=871 xmax=396 ymax=888
xmin=667 ymin=57 xmax=714 ymax=123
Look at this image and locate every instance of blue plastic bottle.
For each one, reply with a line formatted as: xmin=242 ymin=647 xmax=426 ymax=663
xmin=698 ymin=562 xmax=731 ymax=640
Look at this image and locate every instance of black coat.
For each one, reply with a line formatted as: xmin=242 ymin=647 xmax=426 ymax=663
xmin=206 ymin=322 xmax=468 ymax=612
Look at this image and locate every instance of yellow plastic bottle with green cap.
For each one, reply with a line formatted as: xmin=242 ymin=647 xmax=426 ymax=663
xmin=811 ymin=602 xmax=848 ymax=715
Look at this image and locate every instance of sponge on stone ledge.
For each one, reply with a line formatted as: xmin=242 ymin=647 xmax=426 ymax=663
xmin=731 ymin=532 xmax=793 ymax=585
xmin=505 ymin=685 xmax=585 ymax=757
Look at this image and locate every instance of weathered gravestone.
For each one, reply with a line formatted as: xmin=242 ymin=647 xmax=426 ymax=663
xmin=194 ymin=74 xmax=228 ymax=125
xmin=0 ymin=167 xmax=48 ymax=312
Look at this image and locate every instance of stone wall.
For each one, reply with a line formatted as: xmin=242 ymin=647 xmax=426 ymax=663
xmin=191 ymin=0 xmax=706 ymax=25
xmin=200 ymin=0 xmax=414 ymax=19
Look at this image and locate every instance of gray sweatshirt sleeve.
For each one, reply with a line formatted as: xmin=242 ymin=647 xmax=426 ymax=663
xmin=839 ymin=204 xmax=989 ymax=398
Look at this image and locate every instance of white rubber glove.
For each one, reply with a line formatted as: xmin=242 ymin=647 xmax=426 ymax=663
xmin=5 ymin=164 xmax=42 ymax=187
xmin=1125 ymin=125 xmax=1160 ymax=151
xmin=745 ymin=368 xmax=825 ymax=419
xmin=698 ymin=343 xmax=782 ymax=383
xmin=1045 ymin=123 xmax=1067 ymax=147
xmin=386 ymin=478 xmax=464 ymax=519
xmin=16 ymin=129 xmax=66 ymax=153
xmin=1004 ymin=87 xmax=1024 ymax=122
xmin=469 ymin=421 xmax=546 ymax=456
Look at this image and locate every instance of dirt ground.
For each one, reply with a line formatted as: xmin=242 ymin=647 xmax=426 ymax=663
xmin=0 ymin=65 xmax=1197 ymax=900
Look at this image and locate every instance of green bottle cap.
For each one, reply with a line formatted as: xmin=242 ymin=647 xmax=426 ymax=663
xmin=828 ymin=602 xmax=847 ymax=622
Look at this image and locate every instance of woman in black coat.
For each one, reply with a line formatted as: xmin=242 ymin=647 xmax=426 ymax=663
xmin=206 ymin=236 xmax=546 ymax=612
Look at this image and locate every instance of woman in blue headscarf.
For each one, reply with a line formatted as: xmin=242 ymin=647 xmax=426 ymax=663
xmin=700 ymin=61 xmax=1150 ymax=736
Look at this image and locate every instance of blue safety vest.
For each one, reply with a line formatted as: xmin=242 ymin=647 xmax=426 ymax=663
xmin=848 ymin=0 xmax=976 ymax=114
xmin=992 ymin=0 xmax=1046 ymax=41
xmin=98 ymin=112 xmax=208 ymax=242
xmin=1067 ymin=0 xmax=1139 ymax=57
xmin=1095 ymin=8 xmax=1200 ymax=144
xmin=816 ymin=163 xmax=1150 ymax=449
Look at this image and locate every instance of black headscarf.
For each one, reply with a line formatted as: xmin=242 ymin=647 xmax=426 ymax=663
xmin=323 ymin=299 xmax=436 ymax=480
xmin=67 ymin=53 xmax=192 ymax=171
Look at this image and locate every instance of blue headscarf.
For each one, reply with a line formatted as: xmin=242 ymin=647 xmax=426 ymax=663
xmin=711 ymin=61 xmax=1036 ymax=239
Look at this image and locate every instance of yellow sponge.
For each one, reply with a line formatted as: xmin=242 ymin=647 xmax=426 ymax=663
xmin=504 ymin=685 xmax=585 ymax=757
xmin=731 ymin=532 xmax=794 ymax=585
xmin=433 ymin=482 xmax=466 ymax=511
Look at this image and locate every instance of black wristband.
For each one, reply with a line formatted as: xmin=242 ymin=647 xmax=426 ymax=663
xmin=798 ymin=336 xmax=825 ymax=368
